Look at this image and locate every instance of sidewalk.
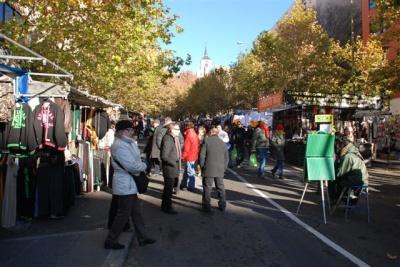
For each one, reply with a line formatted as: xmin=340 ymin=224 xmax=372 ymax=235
xmin=0 ymin=191 xmax=133 ymax=267
xmin=372 ymin=157 xmax=400 ymax=168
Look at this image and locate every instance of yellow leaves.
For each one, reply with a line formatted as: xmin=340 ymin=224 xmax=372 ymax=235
xmin=112 ymin=55 xmax=121 ymax=63
xmin=5 ymin=0 xmax=181 ymax=113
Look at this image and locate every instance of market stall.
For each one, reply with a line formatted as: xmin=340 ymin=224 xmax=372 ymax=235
xmin=257 ymin=91 xmax=387 ymax=166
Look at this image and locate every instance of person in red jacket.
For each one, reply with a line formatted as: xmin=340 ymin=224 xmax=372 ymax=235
xmin=180 ymin=121 xmax=200 ymax=192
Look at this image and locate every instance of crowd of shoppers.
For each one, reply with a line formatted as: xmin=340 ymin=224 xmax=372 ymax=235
xmin=104 ymin=115 xmax=368 ymax=251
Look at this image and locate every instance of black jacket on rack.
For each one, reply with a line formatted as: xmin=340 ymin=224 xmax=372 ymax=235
xmin=33 ymin=100 xmax=67 ymax=151
xmin=0 ymin=122 xmax=10 ymax=152
xmin=7 ymin=103 xmax=36 ymax=153
xmin=92 ymin=110 xmax=110 ymax=140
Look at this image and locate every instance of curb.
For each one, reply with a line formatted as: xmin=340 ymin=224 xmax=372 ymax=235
xmin=103 ymin=231 xmax=134 ymax=267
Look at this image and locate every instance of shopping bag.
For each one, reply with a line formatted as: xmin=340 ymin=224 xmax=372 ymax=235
xmin=230 ymin=145 xmax=238 ymax=161
xmin=249 ymin=153 xmax=258 ymax=168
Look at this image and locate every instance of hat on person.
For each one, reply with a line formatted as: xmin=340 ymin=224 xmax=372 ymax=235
xmin=276 ymin=124 xmax=284 ymax=131
xmin=163 ymin=117 xmax=173 ymax=127
xmin=116 ymin=120 xmax=134 ymax=131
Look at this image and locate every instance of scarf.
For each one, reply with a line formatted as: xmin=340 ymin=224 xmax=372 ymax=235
xmin=258 ymin=123 xmax=270 ymax=139
xmin=174 ymin=135 xmax=182 ymax=170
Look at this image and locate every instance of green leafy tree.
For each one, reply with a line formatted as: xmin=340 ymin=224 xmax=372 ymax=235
xmin=257 ymin=0 xmax=341 ymax=94
xmin=229 ymin=52 xmax=267 ymax=109
xmin=2 ymin=0 xmax=187 ymax=112
xmin=174 ymin=68 xmax=231 ymax=117
xmin=372 ymin=0 xmax=400 ymax=94
xmin=334 ymin=37 xmax=387 ymax=95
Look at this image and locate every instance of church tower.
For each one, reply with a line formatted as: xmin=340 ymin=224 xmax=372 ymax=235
xmin=197 ymin=46 xmax=213 ymax=78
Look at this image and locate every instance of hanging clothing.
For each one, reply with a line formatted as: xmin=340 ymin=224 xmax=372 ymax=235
xmin=54 ymin=98 xmax=72 ymax=133
xmin=70 ymin=107 xmax=81 ymax=141
xmin=0 ymin=81 xmax=14 ymax=122
xmin=0 ymin=122 xmax=10 ymax=152
xmin=0 ymin=156 xmax=8 ymax=210
xmin=28 ymin=97 xmax=41 ymax=111
xmin=16 ymin=157 xmax=36 ymax=219
xmin=7 ymin=103 xmax=36 ymax=154
xmin=63 ymin=162 xmax=76 ymax=211
xmin=33 ymin=101 xmax=67 ymax=151
xmin=81 ymin=108 xmax=98 ymax=149
xmin=35 ymin=150 xmax=65 ymax=218
xmin=92 ymin=110 xmax=110 ymax=140
xmin=1 ymin=157 xmax=18 ymax=228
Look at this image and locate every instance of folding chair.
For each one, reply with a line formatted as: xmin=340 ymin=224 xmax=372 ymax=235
xmin=331 ymin=185 xmax=370 ymax=223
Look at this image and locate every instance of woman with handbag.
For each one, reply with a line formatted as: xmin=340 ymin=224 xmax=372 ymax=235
xmin=104 ymin=120 xmax=156 ymax=250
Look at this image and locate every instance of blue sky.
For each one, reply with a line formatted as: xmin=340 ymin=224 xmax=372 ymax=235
xmin=164 ymin=0 xmax=293 ymax=73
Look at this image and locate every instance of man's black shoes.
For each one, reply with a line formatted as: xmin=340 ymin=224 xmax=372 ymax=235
xmin=104 ymin=240 xmax=125 ymax=250
xmin=139 ymin=238 xmax=157 ymax=247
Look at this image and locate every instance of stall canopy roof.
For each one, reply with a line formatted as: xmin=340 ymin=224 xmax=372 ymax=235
xmin=28 ymin=80 xmax=69 ymax=98
xmin=27 ymin=80 xmax=122 ymax=108
xmin=69 ymin=87 xmax=122 ymax=108
xmin=354 ymin=110 xmax=391 ymax=118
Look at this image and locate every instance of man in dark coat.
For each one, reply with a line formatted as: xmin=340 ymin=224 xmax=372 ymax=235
xmin=199 ymin=127 xmax=229 ymax=212
xmin=150 ymin=119 xmax=162 ymax=174
xmin=230 ymin=119 xmax=246 ymax=167
xmin=160 ymin=123 xmax=181 ymax=215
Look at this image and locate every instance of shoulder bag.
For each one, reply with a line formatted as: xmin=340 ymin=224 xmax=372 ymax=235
xmin=113 ymin=158 xmax=149 ymax=194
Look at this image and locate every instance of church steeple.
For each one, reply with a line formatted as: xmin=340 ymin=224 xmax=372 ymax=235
xmin=202 ymin=45 xmax=210 ymax=60
xmin=197 ymin=44 xmax=213 ymax=78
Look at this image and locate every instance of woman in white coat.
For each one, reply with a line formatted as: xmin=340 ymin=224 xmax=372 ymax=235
xmin=104 ymin=120 xmax=156 ymax=250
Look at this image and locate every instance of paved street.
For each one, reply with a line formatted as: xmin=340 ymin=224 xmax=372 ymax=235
xmin=1 ymin=1 xmax=400 ymax=267
xmin=0 ymin=159 xmax=398 ymax=267
xmin=125 ymin=160 xmax=400 ymax=267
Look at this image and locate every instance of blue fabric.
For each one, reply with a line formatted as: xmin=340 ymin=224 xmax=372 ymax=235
xmin=0 ymin=64 xmax=29 ymax=102
xmin=272 ymin=160 xmax=284 ymax=177
xmin=182 ymin=161 xmax=196 ymax=190
xmin=0 ymin=64 xmax=26 ymax=75
xmin=17 ymin=74 xmax=29 ymax=103
xmin=256 ymin=147 xmax=268 ymax=176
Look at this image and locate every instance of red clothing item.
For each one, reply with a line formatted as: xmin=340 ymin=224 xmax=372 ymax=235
xmin=258 ymin=122 xmax=270 ymax=139
xmin=182 ymin=128 xmax=200 ymax=161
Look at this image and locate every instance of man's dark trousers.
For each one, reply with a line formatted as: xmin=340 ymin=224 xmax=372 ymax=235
xmin=162 ymin=177 xmax=175 ymax=210
xmin=202 ymin=177 xmax=226 ymax=210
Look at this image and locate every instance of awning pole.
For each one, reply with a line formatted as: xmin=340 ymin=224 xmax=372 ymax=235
xmin=29 ymin=72 xmax=73 ymax=78
xmin=0 ymin=32 xmax=73 ymax=78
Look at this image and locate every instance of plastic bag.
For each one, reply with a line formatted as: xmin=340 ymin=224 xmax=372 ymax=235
xmin=249 ymin=153 xmax=258 ymax=168
xmin=230 ymin=145 xmax=238 ymax=161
